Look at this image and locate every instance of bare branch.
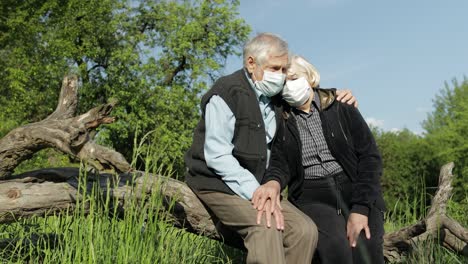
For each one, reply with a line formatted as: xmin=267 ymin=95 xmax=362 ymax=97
xmin=45 ymin=75 xmax=79 ymax=120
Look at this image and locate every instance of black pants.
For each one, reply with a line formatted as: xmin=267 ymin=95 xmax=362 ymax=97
xmin=296 ymin=173 xmax=385 ymax=264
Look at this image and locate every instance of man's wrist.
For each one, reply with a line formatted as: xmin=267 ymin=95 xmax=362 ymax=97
xmin=265 ymin=180 xmax=280 ymax=190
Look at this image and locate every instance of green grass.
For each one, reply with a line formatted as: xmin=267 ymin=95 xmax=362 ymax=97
xmin=0 ymin=169 xmax=244 ymax=263
xmin=383 ymin=178 xmax=468 ymax=264
xmin=2 ymin=173 xmax=465 ymax=264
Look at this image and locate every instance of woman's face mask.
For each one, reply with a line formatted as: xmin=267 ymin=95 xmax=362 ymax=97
xmin=283 ymin=77 xmax=312 ymax=107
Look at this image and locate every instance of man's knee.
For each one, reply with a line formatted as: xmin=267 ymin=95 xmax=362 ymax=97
xmin=293 ymin=216 xmax=318 ymax=245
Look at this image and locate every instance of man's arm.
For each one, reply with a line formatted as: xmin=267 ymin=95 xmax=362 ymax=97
xmin=345 ymin=103 xmax=382 ymax=214
xmin=341 ymin=103 xmax=382 ymax=246
xmin=205 ymin=95 xmax=284 ymax=230
xmin=251 ymin=115 xmax=292 ymax=230
xmin=262 ymin=119 xmax=291 ymax=190
xmin=204 ymin=95 xmax=260 ymax=200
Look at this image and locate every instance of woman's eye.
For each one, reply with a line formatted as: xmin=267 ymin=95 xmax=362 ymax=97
xmin=287 ymin=74 xmax=297 ymax=80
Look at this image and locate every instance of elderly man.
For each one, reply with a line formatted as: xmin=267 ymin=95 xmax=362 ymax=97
xmin=185 ymin=33 xmax=355 ymax=263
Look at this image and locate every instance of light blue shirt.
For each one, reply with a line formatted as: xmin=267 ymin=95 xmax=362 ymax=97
xmin=204 ymin=71 xmax=276 ymax=200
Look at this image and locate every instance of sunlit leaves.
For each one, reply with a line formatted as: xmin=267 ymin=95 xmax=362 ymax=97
xmin=0 ymin=0 xmax=250 ymax=175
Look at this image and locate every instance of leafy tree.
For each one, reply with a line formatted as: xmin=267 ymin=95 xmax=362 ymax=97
xmin=373 ymin=127 xmax=435 ymax=220
xmin=0 ymin=0 xmax=250 ymax=175
xmin=373 ymin=78 xmax=467 ymax=221
xmin=422 ymin=77 xmax=468 ymax=201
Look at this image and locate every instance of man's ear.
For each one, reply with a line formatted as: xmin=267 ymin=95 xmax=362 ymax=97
xmin=246 ymin=56 xmax=255 ymax=74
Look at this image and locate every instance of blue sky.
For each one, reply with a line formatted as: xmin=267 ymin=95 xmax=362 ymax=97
xmin=223 ymin=0 xmax=468 ymax=134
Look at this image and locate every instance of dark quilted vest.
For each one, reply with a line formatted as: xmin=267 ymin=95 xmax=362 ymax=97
xmin=185 ymin=69 xmax=275 ymax=194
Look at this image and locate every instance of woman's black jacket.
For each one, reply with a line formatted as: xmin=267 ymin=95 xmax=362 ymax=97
xmin=264 ymin=89 xmax=385 ymax=215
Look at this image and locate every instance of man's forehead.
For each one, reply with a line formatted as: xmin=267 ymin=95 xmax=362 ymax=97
xmin=264 ymin=53 xmax=289 ymax=65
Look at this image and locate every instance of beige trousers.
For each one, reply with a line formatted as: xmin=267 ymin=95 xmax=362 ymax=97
xmin=197 ymin=191 xmax=318 ymax=264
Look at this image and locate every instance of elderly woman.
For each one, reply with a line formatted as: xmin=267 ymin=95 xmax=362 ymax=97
xmin=266 ymin=55 xmax=386 ymax=264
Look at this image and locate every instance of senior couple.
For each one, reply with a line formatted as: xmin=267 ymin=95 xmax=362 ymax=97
xmin=185 ymin=32 xmax=385 ymax=264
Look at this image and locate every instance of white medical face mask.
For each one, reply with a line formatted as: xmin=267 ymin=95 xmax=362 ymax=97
xmin=283 ymin=77 xmax=312 ymax=107
xmin=254 ymin=70 xmax=286 ymax=97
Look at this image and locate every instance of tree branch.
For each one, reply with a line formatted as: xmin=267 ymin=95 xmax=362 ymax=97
xmin=0 ymin=76 xmax=130 ymax=179
xmin=161 ymin=55 xmax=187 ymax=86
xmin=44 ymin=75 xmax=79 ymax=120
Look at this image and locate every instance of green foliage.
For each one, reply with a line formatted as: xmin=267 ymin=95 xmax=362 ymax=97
xmin=0 ymin=0 xmax=251 ymax=176
xmin=13 ymin=149 xmax=76 ymax=175
xmin=422 ymin=77 xmax=468 ymax=202
xmin=373 ymin=78 xmax=467 ymax=221
xmin=0 ymin=112 xmax=20 ymax=138
xmin=373 ymin=127 xmax=436 ymax=221
xmin=447 ymin=196 xmax=468 ymax=227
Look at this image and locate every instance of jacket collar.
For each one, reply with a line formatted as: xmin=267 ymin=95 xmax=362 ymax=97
xmin=313 ymin=88 xmax=336 ymax=111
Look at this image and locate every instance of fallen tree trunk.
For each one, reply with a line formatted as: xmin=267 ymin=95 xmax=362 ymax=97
xmin=0 ymin=75 xmax=466 ymax=262
xmin=1 ymin=163 xmax=467 ymax=261
xmin=0 ymin=167 xmax=245 ymax=248
xmin=0 ymin=168 xmax=220 ymax=240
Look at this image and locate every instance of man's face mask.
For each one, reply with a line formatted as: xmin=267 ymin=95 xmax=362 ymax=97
xmin=254 ymin=70 xmax=286 ymax=97
xmin=283 ymin=77 xmax=312 ymax=107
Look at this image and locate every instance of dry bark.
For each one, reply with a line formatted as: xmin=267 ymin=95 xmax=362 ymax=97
xmin=0 ymin=75 xmax=130 ymax=179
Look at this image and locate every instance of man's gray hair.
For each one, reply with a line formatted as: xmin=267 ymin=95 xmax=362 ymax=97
xmin=243 ymin=33 xmax=289 ymax=67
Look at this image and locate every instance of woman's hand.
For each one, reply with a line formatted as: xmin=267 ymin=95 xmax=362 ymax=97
xmin=346 ymin=212 xmax=370 ymax=247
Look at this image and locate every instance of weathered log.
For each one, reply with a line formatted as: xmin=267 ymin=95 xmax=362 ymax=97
xmin=0 ymin=167 xmax=222 ymax=240
xmin=383 ymin=162 xmax=468 ymax=262
xmin=0 ymin=75 xmax=130 ymax=179
xmin=1 ymin=163 xmax=467 ymax=261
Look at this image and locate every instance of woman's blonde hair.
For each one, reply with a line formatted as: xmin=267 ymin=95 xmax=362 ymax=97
xmin=291 ymin=55 xmax=321 ymax=88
